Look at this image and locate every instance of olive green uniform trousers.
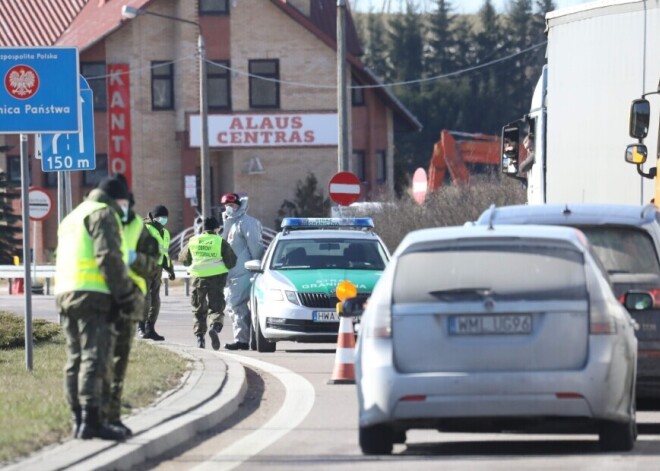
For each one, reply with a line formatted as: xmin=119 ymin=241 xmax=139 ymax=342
xmin=191 ymin=274 xmax=228 ymax=336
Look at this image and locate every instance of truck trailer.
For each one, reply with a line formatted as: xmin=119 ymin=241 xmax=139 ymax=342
xmin=502 ymin=0 xmax=660 ymax=205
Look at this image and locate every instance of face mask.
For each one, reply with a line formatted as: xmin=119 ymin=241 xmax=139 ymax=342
xmin=157 ymin=217 xmax=168 ymax=226
xmin=120 ymin=204 xmax=129 ymax=222
xmin=225 ymin=206 xmax=235 ymax=216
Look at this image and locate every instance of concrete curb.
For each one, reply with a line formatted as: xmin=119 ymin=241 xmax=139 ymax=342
xmin=5 ymin=343 xmax=247 ymax=471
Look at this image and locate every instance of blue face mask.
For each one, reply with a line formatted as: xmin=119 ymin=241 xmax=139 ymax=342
xmin=225 ymin=206 xmax=235 ymax=216
xmin=157 ymin=217 xmax=168 ymax=226
xmin=120 ymin=203 xmax=130 ymax=222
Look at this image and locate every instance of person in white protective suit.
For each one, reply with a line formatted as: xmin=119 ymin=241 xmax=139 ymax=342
xmin=220 ymin=193 xmax=265 ymax=350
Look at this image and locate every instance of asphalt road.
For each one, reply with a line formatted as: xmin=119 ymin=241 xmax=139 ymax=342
xmin=4 ymin=286 xmax=660 ymax=470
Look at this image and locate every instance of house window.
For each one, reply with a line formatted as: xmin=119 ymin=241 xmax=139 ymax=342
xmin=43 ymin=171 xmax=57 ymax=188
xmin=199 ymin=0 xmax=229 ymax=14
xmin=80 ymin=62 xmax=107 ymax=111
xmin=376 ymin=150 xmax=386 ymax=182
xmin=151 ymin=62 xmax=174 ymax=110
xmin=7 ymin=156 xmax=30 ymax=184
xmin=353 ymin=150 xmax=367 ymax=183
xmin=249 ymin=60 xmax=279 ymax=109
xmin=351 ymin=77 xmax=365 ymax=106
xmin=208 ymin=60 xmax=231 ymax=110
xmin=82 ymin=154 xmax=108 ymax=187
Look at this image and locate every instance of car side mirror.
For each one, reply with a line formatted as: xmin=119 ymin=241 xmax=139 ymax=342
xmin=624 ymin=144 xmax=648 ymax=165
xmin=623 ymin=291 xmax=654 ymax=311
xmin=244 ymin=259 xmax=263 ymax=273
xmin=629 ymin=99 xmax=650 ymax=139
xmin=341 ymin=297 xmax=366 ymax=317
xmin=501 ymin=121 xmax=521 ymax=176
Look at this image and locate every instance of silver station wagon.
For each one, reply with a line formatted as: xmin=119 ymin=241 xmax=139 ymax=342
xmin=345 ymin=224 xmax=645 ymax=454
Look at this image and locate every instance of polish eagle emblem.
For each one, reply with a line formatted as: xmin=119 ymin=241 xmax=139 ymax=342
xmin=5 ymin=65 xmax=39 ymax=99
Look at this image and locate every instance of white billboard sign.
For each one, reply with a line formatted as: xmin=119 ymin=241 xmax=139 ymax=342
xmin=189 ymin=113 xmax=338 ymax=148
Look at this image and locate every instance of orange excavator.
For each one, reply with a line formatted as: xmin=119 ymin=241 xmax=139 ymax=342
xmin=428 ymin=129 xmax=502 ymax=191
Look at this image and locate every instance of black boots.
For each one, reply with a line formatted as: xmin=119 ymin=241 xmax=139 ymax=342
xmin=197 ymin=334 xmax=205 ymax=349
xmin=224 ymin=341 xmax=249 ymax=351
xmin=78 ymin=407 xmax=127 ymax=441
xmin=71 ymin=406 xmax=82 ymax=438
xmin=208 ymin=324 xmax=222 ymax=351
xmin=137 ymin=321 xmax=145 ymax=337
xmin=109 ymin=420 xmax=133 ymax=437
xmin=143 ymin=322 xmax=165 ymax=341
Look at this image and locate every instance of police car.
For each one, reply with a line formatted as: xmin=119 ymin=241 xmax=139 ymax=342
xmin=245 ymin=217 xmax=390 ymax=352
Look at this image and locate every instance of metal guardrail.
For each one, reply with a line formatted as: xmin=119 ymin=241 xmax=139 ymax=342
xmin=0 ymin=265 xmax=192 ymax=296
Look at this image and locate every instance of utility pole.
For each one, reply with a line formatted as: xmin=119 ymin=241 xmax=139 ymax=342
xmin=337 ymin=0 xmax=349 ymax=172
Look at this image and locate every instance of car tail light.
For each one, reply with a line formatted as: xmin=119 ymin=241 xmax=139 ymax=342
xmin=364 ymin=304 xmax=391 ymax=338
xmin=556 ymin=392 xmax=583 ymax=399
xmin=590 ymin=297 xmax=617 ymax=335
xmin=401 ymin=395 xmax=426 ymax=401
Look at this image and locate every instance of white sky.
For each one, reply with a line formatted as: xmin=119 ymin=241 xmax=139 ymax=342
xmin=352 ymin=0 xmax=595 ymax=14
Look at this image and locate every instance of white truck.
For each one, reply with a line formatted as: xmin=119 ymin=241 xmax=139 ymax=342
xmin=501 ymin=0 xmax=660 ymax=205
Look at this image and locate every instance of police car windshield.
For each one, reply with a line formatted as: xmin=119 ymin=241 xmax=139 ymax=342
xmin=271 ymin=239 xmax=387 ymax=270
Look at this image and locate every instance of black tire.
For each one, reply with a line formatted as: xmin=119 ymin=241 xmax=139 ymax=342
xmin=392 ymin=429 xmax=407 ymax=444
xmin=599 ymin=419 xmax=635 ymax=452
xmin=249 ymin=325 xmax=257 ymax=351
xmin=359 ymin=424 xmax=393 ymax=455
xmin=254 ymin=307 xmax=276 ymax=353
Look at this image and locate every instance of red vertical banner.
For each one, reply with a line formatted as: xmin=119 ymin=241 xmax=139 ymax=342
xmin=107 ymin=64 xmax=133 ymax=187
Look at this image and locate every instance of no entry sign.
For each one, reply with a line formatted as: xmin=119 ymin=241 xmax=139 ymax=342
xmin=329 ymin=171 xmax=361 ymax=206
xmin=28 ymin=187 xmax=52 ymax=221
xmin=412 ymin=167 xmax=428 ymax=205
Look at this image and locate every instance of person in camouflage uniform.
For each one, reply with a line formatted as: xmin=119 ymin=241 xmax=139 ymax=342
xmin=55 ymin=174 xmax=140 ymax=441
xmin=139 ymin=205 xmax=175 ymax=341
xmin=179 ymin=217 xmax=236 ymax=349
xmin=101 ymin=193 xmax=159 ymax=436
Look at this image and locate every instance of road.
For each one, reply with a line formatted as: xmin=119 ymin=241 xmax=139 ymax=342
xmin=4 ymin=287 xmax=660 ymax=470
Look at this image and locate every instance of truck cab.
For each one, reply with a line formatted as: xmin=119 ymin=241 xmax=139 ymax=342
xmin=500 ymin=65 xmax=547 ymax=204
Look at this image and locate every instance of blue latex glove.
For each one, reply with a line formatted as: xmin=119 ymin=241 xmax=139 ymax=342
xmin=127 ymin=250 xmax=137 ymax=266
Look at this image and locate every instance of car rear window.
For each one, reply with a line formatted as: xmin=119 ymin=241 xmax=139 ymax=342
xmin=393 ymin=243 xmax=587 ymax=304
xmin=271 ymin=238 xmax=388 ymax=270
xmin=577 ymin=226 xmax=660 ymax=275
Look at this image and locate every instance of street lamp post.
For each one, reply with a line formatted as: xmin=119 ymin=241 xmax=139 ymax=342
xmin=121 ymin=5 xmax=212 ymax=220
xmin=336 ymin=0 xmax=349 ymax=173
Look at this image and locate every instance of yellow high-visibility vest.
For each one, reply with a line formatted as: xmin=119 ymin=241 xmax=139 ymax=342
xmin=189 ymin=233 xmax=228 ymax=277
xmin=124 ymin=216 xmax=148 ymax=295
xmin=55 ymin=201 xmax=125 ymax=294
xmin=146 ymin=224 xmax=171 ymax=265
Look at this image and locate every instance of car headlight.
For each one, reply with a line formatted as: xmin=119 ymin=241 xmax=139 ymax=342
xmin=267 ymin=289 xmax=284 ymax=301
xmin=285 ymin=291 xmax=300 ymax=305
xmin=266 ymin=290 xmax=300 ymax=305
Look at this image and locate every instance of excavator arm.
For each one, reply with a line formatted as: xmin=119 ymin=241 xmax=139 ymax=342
xmin=428 ymin=129 xmax=501 ymax=192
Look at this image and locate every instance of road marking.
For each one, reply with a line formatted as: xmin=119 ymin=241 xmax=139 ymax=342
xmin=191 ymin=353 xmax=315 ymax=471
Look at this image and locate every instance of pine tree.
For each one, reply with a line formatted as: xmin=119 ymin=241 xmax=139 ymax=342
xmin=275 ymin=173 xmax=330 ymax=228
xmin=387 ymin=1 xmax=424 ymax=91
xmin=426 ymin=0 xmax=456 ymax=76
xmin=0 ymin=171 xmax=22 ymax=264
xmin=362 ymin=10 xmax=392 ymax=81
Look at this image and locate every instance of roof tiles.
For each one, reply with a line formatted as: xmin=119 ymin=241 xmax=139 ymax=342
xmin=0 ymin=0 xmax=87 ymax=46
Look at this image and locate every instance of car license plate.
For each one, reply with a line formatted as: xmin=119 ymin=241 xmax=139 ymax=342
xmin=313 ymin=311 xmax=338 ymax=322
xmin=448 ymin=314 xmax=532 ymax=335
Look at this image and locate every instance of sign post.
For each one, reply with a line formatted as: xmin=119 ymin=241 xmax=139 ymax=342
xmin=328 ymin=171 xmax=361 ymax=206
xmin=0 ymin=46 xmax=79 ymax=372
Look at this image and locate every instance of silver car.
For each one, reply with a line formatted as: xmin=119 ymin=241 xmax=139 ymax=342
xmin=476 ymin=203 xmax=660 ymax=399
xmin=347 ymin=224 xmax=643 ymax=454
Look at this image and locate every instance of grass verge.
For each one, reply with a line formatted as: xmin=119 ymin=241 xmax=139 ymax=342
xmin=0 ymin=311 xmax=189 ymax=465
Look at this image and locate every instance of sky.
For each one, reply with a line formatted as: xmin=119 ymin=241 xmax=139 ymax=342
xmin=352 ymin=0 xmax=595 ymax=14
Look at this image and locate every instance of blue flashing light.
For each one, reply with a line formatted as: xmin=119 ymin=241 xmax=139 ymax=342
xmin=281 ymin=217 xmax=374 ymax=230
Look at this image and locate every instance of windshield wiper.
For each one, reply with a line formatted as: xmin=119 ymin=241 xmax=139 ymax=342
xmin=429 ymin=287 xmax=494 ymax=299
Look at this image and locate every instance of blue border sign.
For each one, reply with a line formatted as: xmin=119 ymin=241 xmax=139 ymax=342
xmin=0 ymin=47 xmax=80 ymax=133
xmin=40 ymin=88 xmax=96 ymax=172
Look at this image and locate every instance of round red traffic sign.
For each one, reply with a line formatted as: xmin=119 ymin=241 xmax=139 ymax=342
xmin=328 ymin=171 xmax=361 ymax=206
xmin=28 ymin=187 xmax=53 ymax=222
xmin=412 ymin=167 xmax=428 ymax=205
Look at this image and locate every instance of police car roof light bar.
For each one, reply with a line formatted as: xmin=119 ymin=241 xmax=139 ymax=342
xmin=281 ymin=217 xmax=374 ymax=232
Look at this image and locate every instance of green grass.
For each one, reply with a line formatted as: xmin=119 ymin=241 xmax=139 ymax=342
xmin=0 ymin=311 xmax=189 ymax=465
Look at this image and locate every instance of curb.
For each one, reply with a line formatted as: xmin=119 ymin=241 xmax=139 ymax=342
xmin=6 ymin=344 xmax=247 ymax=471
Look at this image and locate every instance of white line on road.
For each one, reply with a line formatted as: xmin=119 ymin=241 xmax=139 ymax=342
xmin=191 ymin=353 xmax=316 ymax=471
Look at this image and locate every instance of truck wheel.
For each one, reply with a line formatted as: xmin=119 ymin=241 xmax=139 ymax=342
xmin=359 ymin=424 xmax=393 ymax=455
xmin=255 ymin=308 xmax=276 ymax=353
xmin=599 ymin=419 xmax=635 ymax=451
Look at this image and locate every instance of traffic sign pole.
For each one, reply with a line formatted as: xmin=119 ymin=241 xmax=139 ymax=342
xmin=19 ymin=134 xmax=33 ymax=371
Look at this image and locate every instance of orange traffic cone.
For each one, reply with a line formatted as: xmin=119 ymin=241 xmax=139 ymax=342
xmin=328 ymin=310 xmax=356 ymax=385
